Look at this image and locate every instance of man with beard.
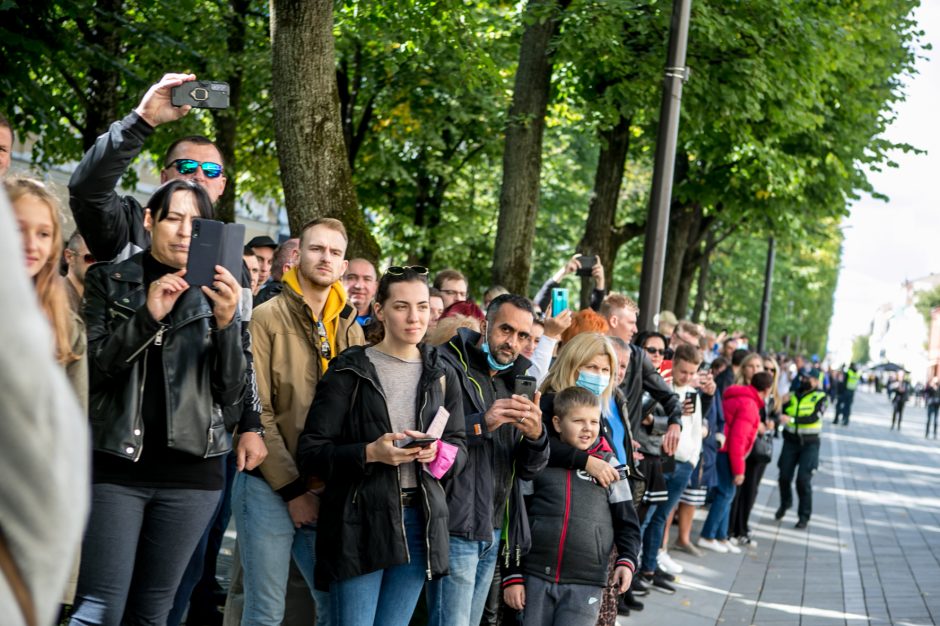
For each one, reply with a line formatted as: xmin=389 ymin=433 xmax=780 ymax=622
xmin=236 ymin=218 xmax=364 ymax=624
xmin=427 ymin=294 xmax=549 ymax=626
xmin=62 ymin=231 xmax=94 ymax=313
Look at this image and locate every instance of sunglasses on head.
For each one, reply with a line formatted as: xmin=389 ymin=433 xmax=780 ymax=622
xmin=386 ymin=265 xmax=429 ymax=276
xmin=645 ymin=346 xmax=666 ymax=356
xmin=167 ymin=158 xmax=224 ymax=179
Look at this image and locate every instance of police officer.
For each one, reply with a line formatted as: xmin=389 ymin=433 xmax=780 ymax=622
xmin=775 ymin=367 xmax=827 ymax=529
xmin=834 ymin=363 xmax=860 ymax=426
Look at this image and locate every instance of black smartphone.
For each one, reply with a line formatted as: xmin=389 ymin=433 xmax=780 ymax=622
xmin=514 ymin=375 xmax=537 ymax=402
xmin=402 ymin=437 xmax=437 ymax=449
xmin=576 ymin=254 xmax=597 ymax=277
xmin=186 ymin=219 xmax=247 ymax=287
xmin=685 ymin=391 xmax=697 ymax=403
xmin=551 ymin=287 xmax=568 ymax=316
xmin=171 ymin=81 xmax=230 ymax=109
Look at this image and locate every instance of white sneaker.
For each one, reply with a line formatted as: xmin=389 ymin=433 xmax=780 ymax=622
xmin=697 ymin=537 xmax=729 ymax=553
xmin=720 ymin=540 xmax=742 ymax=554
xmin=657 ymin=550 xmax=684 ymax=575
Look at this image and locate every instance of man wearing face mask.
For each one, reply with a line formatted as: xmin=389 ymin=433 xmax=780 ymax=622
xmin=775 ymin=368 xmax=827 ymax=529
xmin=428 ymin=294 xmax=549 ymax=626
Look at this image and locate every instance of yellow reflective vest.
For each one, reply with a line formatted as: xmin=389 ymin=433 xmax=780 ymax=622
xmin=783 ymin=390 xmax=827 ymax=436
xmin=845 ymin=368 xmax=860 ymax=391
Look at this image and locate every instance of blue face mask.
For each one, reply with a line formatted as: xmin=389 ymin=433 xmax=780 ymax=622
xmin=482 ymin=341 xmax=514 ymax=371
xmin=576 ymin=370 xmax=610 ymax=396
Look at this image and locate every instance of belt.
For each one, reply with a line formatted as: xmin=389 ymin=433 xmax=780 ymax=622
xmin=401 ymin=489 xmax=420 ymax=508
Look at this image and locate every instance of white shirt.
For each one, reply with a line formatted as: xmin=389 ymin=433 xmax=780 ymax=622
xmin=672 ymin=383 xmax=704 ymax=466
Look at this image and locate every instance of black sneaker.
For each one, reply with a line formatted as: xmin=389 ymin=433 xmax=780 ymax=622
xmin=641 ymin=571 xmax=676 ymax=595
xmin=795 ymin=518 xmax=809 ymax=529
xmin=655 ymin=567 xmax=676 ymax=582
xmin=618 ymin=591 xmax=644 ymax=615
xmin=774 ymin=506 xmax=788 ymax=521
xmin=630 ymin=576 xmax=650 ymax=596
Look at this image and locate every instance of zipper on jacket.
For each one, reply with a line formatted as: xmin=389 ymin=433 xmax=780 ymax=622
xmin=154 ymin=327 xmax=165 ymax=346
xmin=131 ymin=350 xmax=148 ymax=462
xmin=554 ymin=471 xmax=573 ymax=583
xmin=419 ymin=481 xmax=433 ymax=579
xmin=124 ymin=324 xmax=167 ymax=364
xmin=397 ymin=466 xmax=410 ymax=565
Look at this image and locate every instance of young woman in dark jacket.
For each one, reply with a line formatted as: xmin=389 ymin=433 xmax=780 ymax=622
xmin=70 ymin=180 xmax=247 ymax=625
xmin=297 ymin=266 xmax=467 ymax=626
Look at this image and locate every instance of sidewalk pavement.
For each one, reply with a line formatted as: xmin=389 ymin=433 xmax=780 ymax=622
xmin=621 ymin=390 xmax=940 ymax=626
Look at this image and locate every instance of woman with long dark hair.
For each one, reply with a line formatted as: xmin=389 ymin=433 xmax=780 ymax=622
xmin=70 ymin=179 xmax=247 ymax=625
xmin=297 ymin=266 xmax=466 ymax=626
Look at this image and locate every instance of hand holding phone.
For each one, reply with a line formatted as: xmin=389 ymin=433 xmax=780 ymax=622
xmin=514 ymin=375 xmax=537 ymax=402
xmin=171 ymin=81 xmax=231 ymax=109
xmin=402 ymin=437 xmax=437 ymax=449
xmin=575 ymin=255 xmax=597 ymax=277
xmin=551 ymin=288 xmax=569 ymax=316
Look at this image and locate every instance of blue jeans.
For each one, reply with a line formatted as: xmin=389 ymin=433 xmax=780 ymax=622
xmin=641 ymin=460 xmax=694 ymax=572
xmin=700 ymin=453 xmax=736 ymax=540
xmin=426 ymin=529 xmax=502 ymax=626
xmin=69 ymin=483 xmax=220 ymax=626
xmin=231 ymin=472 xmax=330 ymax=626
xmin=330 ymin=506 xmax=427 ymax=626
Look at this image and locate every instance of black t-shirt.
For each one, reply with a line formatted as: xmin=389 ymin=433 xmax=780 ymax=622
xmin=94 ymin=251 xmax=224 ymax=491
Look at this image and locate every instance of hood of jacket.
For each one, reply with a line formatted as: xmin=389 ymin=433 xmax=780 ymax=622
xmin=282 ymin=266 xmax=350 ymax=370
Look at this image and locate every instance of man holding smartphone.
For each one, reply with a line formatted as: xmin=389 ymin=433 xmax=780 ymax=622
xmin=429 ymin=294 xmax=549 ymax=626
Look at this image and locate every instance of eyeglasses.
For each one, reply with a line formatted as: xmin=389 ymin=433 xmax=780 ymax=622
xmin=166 ymin=158 xmax=224 ymax=179
xmin=316 ymin=319 xmax=331 ymax=360
xmin=645 ymin=346 xmax=666 ymax=356
xmin=386 ymin=265 xmax=429 ymax=276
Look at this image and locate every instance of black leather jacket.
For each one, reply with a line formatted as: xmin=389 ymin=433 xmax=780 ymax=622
xmin=84 ymin=252 xmax=247 ymax=460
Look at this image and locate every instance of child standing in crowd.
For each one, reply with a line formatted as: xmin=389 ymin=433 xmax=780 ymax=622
xmin=297 ymin=266 xmax=467 ymax=626
xmin=502 ymin=386 xmax=640 ymax=625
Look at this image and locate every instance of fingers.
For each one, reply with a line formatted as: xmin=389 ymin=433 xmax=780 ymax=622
xmin=403 ymin=429 xmax=428 ymax=439
xmin=236 ymin=446 xmax=247 ymax=472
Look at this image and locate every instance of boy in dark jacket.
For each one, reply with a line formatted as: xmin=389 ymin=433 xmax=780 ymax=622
xmin=502 ymin=387 xmax=640 ymax=625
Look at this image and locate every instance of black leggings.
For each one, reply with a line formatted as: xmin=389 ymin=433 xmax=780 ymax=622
xmin=729 ymin=455 xmax=768 ymax=538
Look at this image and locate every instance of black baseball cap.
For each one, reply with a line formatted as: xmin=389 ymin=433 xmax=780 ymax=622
xmin=246 ymin=235 xmax=278 ymax=250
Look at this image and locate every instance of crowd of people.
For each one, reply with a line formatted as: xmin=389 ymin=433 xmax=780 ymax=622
xmin=2 ymin=74 xmax=838 ymax=626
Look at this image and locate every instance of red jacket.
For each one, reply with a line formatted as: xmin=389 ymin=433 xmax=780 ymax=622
xmin=720 ymin=385 xmax=763 ymax=476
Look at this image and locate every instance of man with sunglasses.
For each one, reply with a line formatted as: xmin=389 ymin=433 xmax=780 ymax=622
xmin=62 ymin=231 xmax=95 ymax=314
xmin=240 ymin=217 xmax=364 ymax=625
xmin=69 ymin=73 xmax=227 ymax=263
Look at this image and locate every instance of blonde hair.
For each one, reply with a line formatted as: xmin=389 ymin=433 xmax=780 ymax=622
xmin=762 ymin=355 xmax=784 ymax=413
xmin=4 ymin=176 xmax=77 ymax=365
xmin=540 ymin=332 xmax=617 ymax=406
xmin=424 ymin=314 xmax=481 ymax=346
xmin=734 ymin=352 xmax=763 ymax=386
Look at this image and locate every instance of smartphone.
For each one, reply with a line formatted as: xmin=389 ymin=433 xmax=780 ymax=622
xmin=171 ymin=81 xmax=230 ymax=109
xmin=576 ymin=254 xmax=597 ymax=277
xmin=186 ymin=219 xmax=247 ymax=287
xmin=551 ymin=287 xmax=568 ymax=315
xmin=514 ymin=375 xmax=537 ymax=402
xmin=402 ymin=437 xmax=437 ymax=449
xmin=685 ymin=391 xmax=697 ymax=403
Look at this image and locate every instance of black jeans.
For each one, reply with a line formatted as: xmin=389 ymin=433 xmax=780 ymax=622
xmin=69 ymin=483 xmax=220 ymax=626
xmin=729 ymin=454 xmax=768 ymax=538
xmin=777 ymin=436 xmax=820 ymax=521
xmin=891 ymin=401 xmax=906 ymax=430
xmin=928 ymin=404 xmax=940 ymax=437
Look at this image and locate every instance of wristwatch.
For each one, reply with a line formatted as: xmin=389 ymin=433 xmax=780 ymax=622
xmin=242 ymin=426 xmax=266 ymax=439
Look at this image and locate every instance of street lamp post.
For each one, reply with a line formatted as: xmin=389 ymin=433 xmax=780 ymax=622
xmin=638 ymin=0 xmax=693 ymax=331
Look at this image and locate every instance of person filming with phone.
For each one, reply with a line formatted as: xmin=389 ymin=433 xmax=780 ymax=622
xmin=425 ymin=294 xmax=549 ymax=626
xmin=296 ymin=265 xmax=466 ymax=626
xmin=69 ymin=179 xmax=247 ymax=625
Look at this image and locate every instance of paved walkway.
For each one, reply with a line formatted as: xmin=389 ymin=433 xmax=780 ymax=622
xmin=623 ymin=389 xmax=940 ymax=626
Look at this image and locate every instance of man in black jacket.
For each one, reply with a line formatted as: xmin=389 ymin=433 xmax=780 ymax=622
xmin=428 ymin=294 xmax=549 ymax=626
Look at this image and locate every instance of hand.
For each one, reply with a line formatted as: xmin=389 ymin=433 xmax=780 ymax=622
xmin=147 ymin=270 xmax=189 ymax=321
xmin=403 ymin=429 xmax=439 ymax=464
xmin=134 ymin=73 xmax=197 ymax=127
xmin=585 ymin=456 xmax=620 ymax=488
xmin=236 ymin=431 xmax=267 ymax=471
xmin=661 ymin=423 xmax=681 ymax=456
xmin=591 ymin=261 xmax=605 ymax=291
xmin=613 ymin=565 xmax=634 ymax=593
xmin=365 ymin=433 xmax=422 ymax=466
xmin=287 ymin=492 xmax=319 ymax=528
xmin=543 ymin=308 xmax=572 ymax=340
xmin=682 ymin=399 xmax=695 ymax=416
xmin=698 ymin=372 xmax=716 ymax=396
xmin=757 ymin=422 xmax=766 ymax=435
xmin=202 ymin=265 xmax=241 ymax=328
xmin=562 ymin=254 xmax=581 ymax=277
xmin=484 ymin=394 xmax=543 ymax=439
xmin=733 ymin=474 xmax=745 ymax=486
xmin=503 ymin=584 xmax=525 ymax=611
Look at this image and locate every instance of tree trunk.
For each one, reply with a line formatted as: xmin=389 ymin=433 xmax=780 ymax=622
xmin=81 ymin=0 xmax=123 ymax=150
xmin=210 ymin=0 xmax=249 ymax=224
xmin=690 ymin=230 xmax=714 ymax=322
xmin=491 ymin=0 xmax=570 ymax=294
xmin=576 ymin=115 xmax=631 ymax=307
xmin=660 ymin=201 xmax=695 ymax=313
xmin=673 ymin=205 xmax=705 ymax=318
xmin=270 ymin=0 xmax=379 ymax=261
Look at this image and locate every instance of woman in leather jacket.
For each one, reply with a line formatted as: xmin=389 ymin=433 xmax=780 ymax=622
xmin=297 ymin=266 xmax=466 ymax=626
xmin=70 ymin=179 xmax=247 ymax=626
